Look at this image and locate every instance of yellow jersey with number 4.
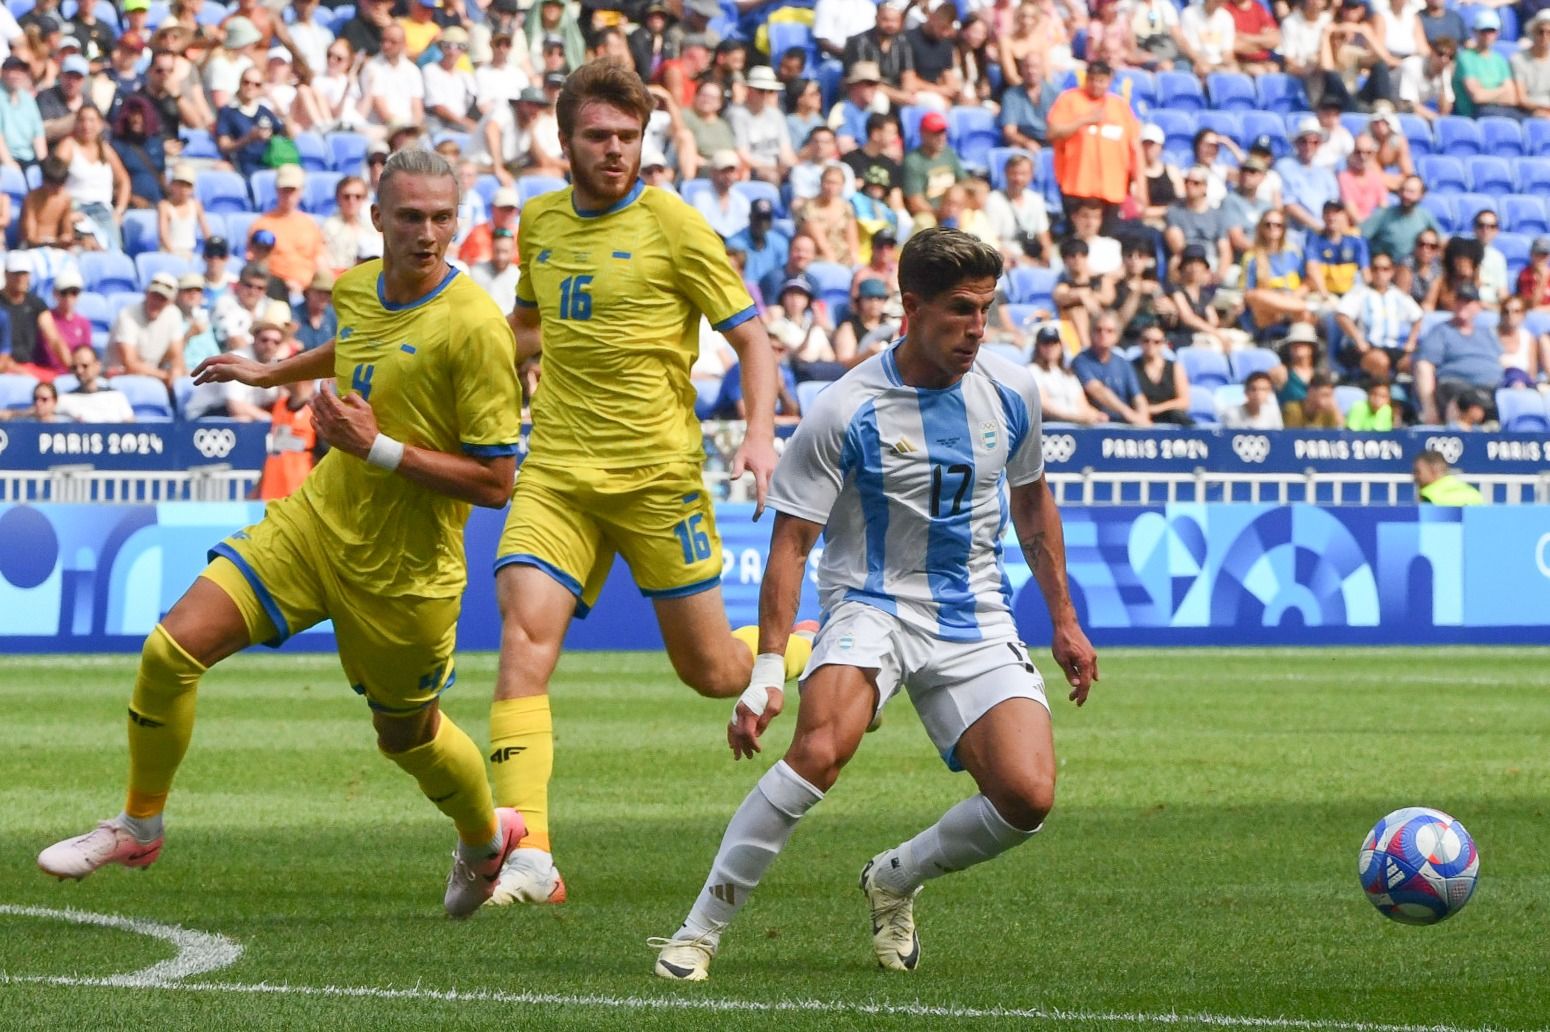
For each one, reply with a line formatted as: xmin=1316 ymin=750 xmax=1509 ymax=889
xmin=286 ymin=260 xmax=522 ymax=599
xmin=515 ymin=181 xmax=756 ymax=470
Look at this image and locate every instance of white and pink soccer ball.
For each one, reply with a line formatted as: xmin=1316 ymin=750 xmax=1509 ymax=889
xmin=1358 ymin=807 xmax=1479 ymax=925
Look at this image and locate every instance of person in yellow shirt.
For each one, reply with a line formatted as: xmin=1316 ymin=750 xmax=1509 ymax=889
xmin=490 ymin=60 xmax=809 ymax=906
xmin=36 ymin=149 xmax=527 ymax=920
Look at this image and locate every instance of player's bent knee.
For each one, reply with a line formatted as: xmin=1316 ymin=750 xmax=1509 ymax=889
xmin=989 ymin=777 xmax=1055 ymax=833
xmin=374 ymin=706 xmax=438 ymax=754
xmin=783 ymin=730 xmax=860 ymax=792
xmin=138 ymin=624 xmax=205 ymax=697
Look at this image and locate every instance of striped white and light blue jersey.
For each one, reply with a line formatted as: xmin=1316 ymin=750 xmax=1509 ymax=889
xmin=768 ymin=344 xmax=1044 ymax=643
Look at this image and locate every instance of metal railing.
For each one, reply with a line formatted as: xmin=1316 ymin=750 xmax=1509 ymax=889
xmin=0 ymin=466 xmax=259 ymax=503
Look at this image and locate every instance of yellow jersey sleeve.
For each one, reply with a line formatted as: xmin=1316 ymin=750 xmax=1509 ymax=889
xmin=451 ymin=288 xmax=524 ymax=456
xmin=671 ymin=204 xmax=757 ymax=333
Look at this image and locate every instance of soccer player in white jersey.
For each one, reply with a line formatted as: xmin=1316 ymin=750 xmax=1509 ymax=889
xmin=650 ymin=227 xmax=1099 ymax=981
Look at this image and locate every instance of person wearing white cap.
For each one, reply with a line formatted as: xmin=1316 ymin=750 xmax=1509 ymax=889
xmin=251 ymin=163 xmax=325 ymax=293
xmin=157 ymin=163 xmax=211 ymax=260
xmin=1512 ymin=9 xmax=1550 ymax=118
xmin=423 ymin=25 xmax=479 ymax=134
xmin=48 ymin=267 xmax=92 ymax=354
xmin=693 ymin=150 xmax=753 ymax=238
xmin=1454 ymin=7 xmax=1524 ymax=119
xmin=1274 ymin=116 xmax=1340 ymax=236
xmin=203 ymin=15 xmax=265 ymax=111
xmin=728 ymin=65 xmax=796 ymax=183
xmin=0 ymin=252 xmax=68 ymax=378
xmin=109 ymin=272 xmax=187 ymax=385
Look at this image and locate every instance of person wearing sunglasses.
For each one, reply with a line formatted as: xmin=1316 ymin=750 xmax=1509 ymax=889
xmin=322 ymin=175 xmax=381 ymax=277
xmin=0 ymin=380 xmax=61 ymax=422
xmin=424 ymin=26 xmax=479 ymax=135
xmin=214 ymin=62 xmax=285 ymax=179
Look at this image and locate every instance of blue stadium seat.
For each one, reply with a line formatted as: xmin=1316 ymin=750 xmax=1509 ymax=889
xmin=224 ymin=212 xmax=259 ymax=252
xmin=1495 ymin=231 xmax=1530 ymax=280
xmin=196 ymin=0 xmax=228 ymax=25
xmin=1470 ymin=156 xmax=1514 ymax=196
xmin=987 ymin=147 xmax=1035 ymax=192
xmin=804 ymin=260 xmax=853 ymax=319
xmin=1179 ymin=347 xmax=1230 ymax=389
xmin=1188 ymin=384 xmax=1220 ymax=425
xmin=678 ymin=179 xmax=713 ymax=209
xmin=432 ymin=131 xmax=471 ymax=155
xmin=1419 ymin=193 xmax=1457 ymax=233
xmin=293 ymin=132 xmax=329 ymax=173
xmin=1213 ymin=382 xmax=1245 ymax=411
xmin=79 ymin=252 xmax=138 ymax=295
xmin=1036 ymin=148 xmax=1061 ymax=212
xmin=250 ymin=169 xmax=278 ymax=214
xmin=0 ymin=372 xmax=36 ymax=410
xmin=767 ymin=22 xmax=818 ymax=70
xmin=816 ymin=57 xmax=845 ymax=110
xmin=472 ymin=174 xmax=501 ymax=210
xmin=328 ymin=131 xmax=369 ymax=173
xmin=1196 ymin=111 xmax=1243 ymax=148
xmin=196 ymin=170 xmax=251 ymax=214
xmin=324 ymin=5 xmax=356 ymax=33
xmin=520 ymin=174 xmax=568 ymax=207
xmin=52 ymin=373 xmax=80 ymax=395
xmin=1339 ymin=113 xmax=1368 ymax=142
xmin=1525 ymin=310 xmax=1550 ymax=336
xmin=1497 ymin=389 xmax=1550 ymax=431
xmin=1000 ymin=303 xmax=1049 ymax=329
xmin=109 ymin=374 xmax=175 ymax=422
xmin=302 ymin=171 xmax=344 ymax=216
xmin=5 ymin=0 xmax=33 ymax=18
xmin=1255 ymin=73 xmax=1309 ymax=114
xmin=134 ymin=253 xmax=197 ymax=289
xmin=1479 ymin=116 xmax=1524 ymax=157
xmin=1454 ymin=192 xmax=1496 ymax=230
xmin=1006 ymin=267 xmax=1058 ymax=307
xmin=1113 ymin=68 xmax=1156 ymax=110
xmin=949 ymin=106 xmax=999 ymax=172
xmin=1229 ymin=347 xmax=1282 ymax=383
xmin=898 ymin=104 xmax=928 ymax=150
xmin=1333 ymin=384 xmax=1366 ymax=419
xmin=121 ymin=209 xmax=160 ymax=257
xmin=1416 ymin=155 xmax=1469 ymax=194
xmin=794 ymin=379 xmax=829 ymax=415
xmin=1502 ymin=196 xmax=1549 ymax=235
xmin=76 ymin=291 xmax=111 ymax=335
xmin=692 ymin=377 xmax=721 ymax=419
xmin=1239 ymin=111 xmax=1289 ymax=157
xmin=1526 ymin=119 xmax=1550 ymax=157
xmin=1149 ymin=109 xmax=1195 ymax=153
xmin=0 ymin=163 xmax=24 ymax=213
xmin=1156 ymin=71 xmax=1205 ymax=111
xmin=173 ymin=376 xmax=197 ymax=418
xmin=1436 ymin=117 xmax=1484 ymax=156
xmin=179 ymin=128 xmax=219 ymax=160
xmin=1206 ymin=72 xmax=1256 ymax=111
xmin=732 ymin=179 xmax=782 ymax=216
xmin=982 ymin=342 xmax=1029 ymax=364
xmin=1515 ymin=156 xmax=1550 ymax=195
xmin=1398 ymin=113 xmax=1434 ymax=157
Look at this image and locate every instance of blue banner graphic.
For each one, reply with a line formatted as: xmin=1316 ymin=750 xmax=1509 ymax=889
xmin=2 ymin=502 xmax=1547 ymax=653
xmin=0 ymin=422 xmax=270 ymax=471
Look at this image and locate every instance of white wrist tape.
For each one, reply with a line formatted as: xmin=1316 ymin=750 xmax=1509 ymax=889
xmin=366 ymin=433 xmax=405 ymax=472
xmin=735 ymin=653 xmax=788 ymax=718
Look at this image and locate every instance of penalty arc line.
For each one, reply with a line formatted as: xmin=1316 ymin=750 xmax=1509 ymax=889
xmin=1 ymin=973 xmax=1543 ymax=1032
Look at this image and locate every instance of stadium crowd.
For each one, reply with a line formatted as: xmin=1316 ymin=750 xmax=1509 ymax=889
xmin=0 ymin=0 xmax=1548 ymax=444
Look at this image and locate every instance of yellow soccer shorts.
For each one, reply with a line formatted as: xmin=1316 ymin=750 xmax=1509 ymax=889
xmin=203 ymin=511 xmax=459 ymax=715
xmin=495 ymin=461 xmax=723 ymax=615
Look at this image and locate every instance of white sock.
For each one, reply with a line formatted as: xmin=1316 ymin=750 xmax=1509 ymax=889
xmin=456 ymin=831 xmax=502 ymax=861
xmin=117 ymin=811 xmax=163 ymax=845
xmin=871 ymin=794 xmax=1039 ymax=895
xmin=677 ymin=760 xmax=824 ymax=946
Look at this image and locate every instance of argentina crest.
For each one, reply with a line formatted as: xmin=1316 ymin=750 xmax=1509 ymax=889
xmin=980 ymin=420 xmax=998 ymax=450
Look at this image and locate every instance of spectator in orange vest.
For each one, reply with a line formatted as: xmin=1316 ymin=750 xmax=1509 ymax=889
xmin=258 ymin=377 xmax=316 ymax=500
xmin=1046 ymin=60 xmax=1146 ymax=221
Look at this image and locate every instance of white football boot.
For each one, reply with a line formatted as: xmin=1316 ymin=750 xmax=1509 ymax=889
xmin=860 ymin=851 xmax=922 ymax=971
xmin=649 ymin=932 xmax=717 ymax=982
xmin=487 ymin=846 xmax=568 ymax=906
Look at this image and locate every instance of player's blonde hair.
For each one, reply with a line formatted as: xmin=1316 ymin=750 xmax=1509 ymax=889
xmin=556 ymin=59 xmax=653 ymax=141
xmin=377 ymin=147 xmax=461 ymax=207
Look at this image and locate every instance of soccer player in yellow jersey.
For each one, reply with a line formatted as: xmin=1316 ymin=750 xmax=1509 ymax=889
xmin=37 ymin=150 xmax=528 ymax=919
xmin=488 ymin=60 xmax=810 ymax=905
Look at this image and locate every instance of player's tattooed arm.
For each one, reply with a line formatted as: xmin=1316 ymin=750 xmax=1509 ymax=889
xmin=1011 ymin=477 xmax=1099 ymax=705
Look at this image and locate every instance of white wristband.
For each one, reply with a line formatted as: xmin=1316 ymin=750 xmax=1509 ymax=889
xmin=366 ymin=433 xmax=405 ymax=472
xmin=735 ymin=653 xmax=788 ymax=719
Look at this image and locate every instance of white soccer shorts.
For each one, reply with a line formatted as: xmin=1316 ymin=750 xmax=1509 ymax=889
xmin=801 ymin=601 xmax=1050 ymax=771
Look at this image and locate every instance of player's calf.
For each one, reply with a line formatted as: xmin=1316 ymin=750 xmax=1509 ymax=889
xmin=37 ymin=817 xmax=164 ymax=881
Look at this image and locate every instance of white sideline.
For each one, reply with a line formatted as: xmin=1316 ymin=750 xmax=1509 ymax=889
xmin=0 ymin=904 xmax=1540 ymax=1032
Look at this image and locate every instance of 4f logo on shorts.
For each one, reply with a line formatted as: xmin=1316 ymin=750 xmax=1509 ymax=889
xmin=490 ymin=746 xmax=526 ymax=763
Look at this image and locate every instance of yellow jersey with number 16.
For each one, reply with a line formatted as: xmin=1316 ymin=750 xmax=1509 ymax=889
xmin=285 ymin=260 xmax=523 ymax=599
xmin=515 ymin=181 xmax=756 ymax=470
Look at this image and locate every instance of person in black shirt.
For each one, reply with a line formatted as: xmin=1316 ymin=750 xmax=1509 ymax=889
xmin=339 ymin=0 xmax=394 ymax=57
xmin=905 ymin=2 xmax=958 ymax=105
xmin=0 ymin=255 xmax=68 ymax=379
xmin=842 ymin=0 xmax=917 ymax=108
xmin=841 ymin=112 xmax=903 ymax=192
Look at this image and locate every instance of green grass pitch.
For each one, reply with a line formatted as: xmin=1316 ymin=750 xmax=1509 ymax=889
xmin=1 ymin=648 xmax=1547 ymax=1032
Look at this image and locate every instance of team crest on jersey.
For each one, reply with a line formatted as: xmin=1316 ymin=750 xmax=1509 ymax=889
xmin=980 ymin=420 xmax=998 ymax=450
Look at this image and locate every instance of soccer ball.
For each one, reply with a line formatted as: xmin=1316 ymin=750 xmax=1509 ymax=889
xmin=1358 ymin=807 xmax=1479 ymax=925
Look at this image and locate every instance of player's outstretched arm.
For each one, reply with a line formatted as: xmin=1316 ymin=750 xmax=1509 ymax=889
xmin=312 ymin=383 xmax=516 ymax=508
xmin=729 ymin=512 xmax=824 ymax=760
xmin=507 ymin=304 xmax=542 ymax=363
xmin=722 ymin=318 xmax=780 ymax=520
xmin=1010 ymin=477 xmax=1099 ymax=706
xmin=193 ymin=341 xmax=336 ymax=389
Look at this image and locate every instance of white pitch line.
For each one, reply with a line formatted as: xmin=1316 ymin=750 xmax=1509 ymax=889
xmin=0 ymin=904 xmax=242 ymax=986
xmin=0 ymin=973 xmax=1541 ymax=1032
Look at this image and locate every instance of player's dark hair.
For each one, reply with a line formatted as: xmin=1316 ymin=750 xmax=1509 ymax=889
xmin=898 ymin=227 xmax=1003 ymax=302
xmin=556 ymin=59 xmax=652 ymax=141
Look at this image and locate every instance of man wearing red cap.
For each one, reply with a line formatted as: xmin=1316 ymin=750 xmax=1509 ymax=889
xmin=902 ymin=109 xmax=965 ymax=223
xmin=1046 ymin=61 xmax=1145 ymax=221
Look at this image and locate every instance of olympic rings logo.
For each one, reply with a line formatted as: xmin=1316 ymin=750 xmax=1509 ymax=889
xmin=1425 ymin=435 xmax=1464 ymax=465
xmin=192 ymin=428 xmax=237 ymax=459
xmin=1231 ymin=434 xmax=1270 ymax=464
xmin=0 ymin=428 xmax=8 ymax=456
xmin=1041 ymin=433 xmax=1077 ymax=464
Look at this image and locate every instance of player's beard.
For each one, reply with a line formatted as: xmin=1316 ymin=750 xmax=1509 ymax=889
xmin=574 ymin=150 xmax=641 ymax=207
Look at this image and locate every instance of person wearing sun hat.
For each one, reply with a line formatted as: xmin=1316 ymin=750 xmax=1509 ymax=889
xmin=108 ymin=272 xmax=186 ymax=384
xmin=1275 ymin=116 xmax=1340 ymax=237
xmin=731 ymin=64 xmax=796 ymax=183
xmin=828 ymin=59 xmax=882 ymax=152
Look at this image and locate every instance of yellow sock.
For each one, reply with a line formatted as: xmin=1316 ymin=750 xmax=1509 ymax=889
xmin=125 ymin=624 xmax=205 ymax=819
xmin=733 ymin=624 xmax=812 ymax=682
xmin=383 ymin=713 xmax=497 ymax=846
xmin=489 ymin=696 xmax=553 ymax=852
